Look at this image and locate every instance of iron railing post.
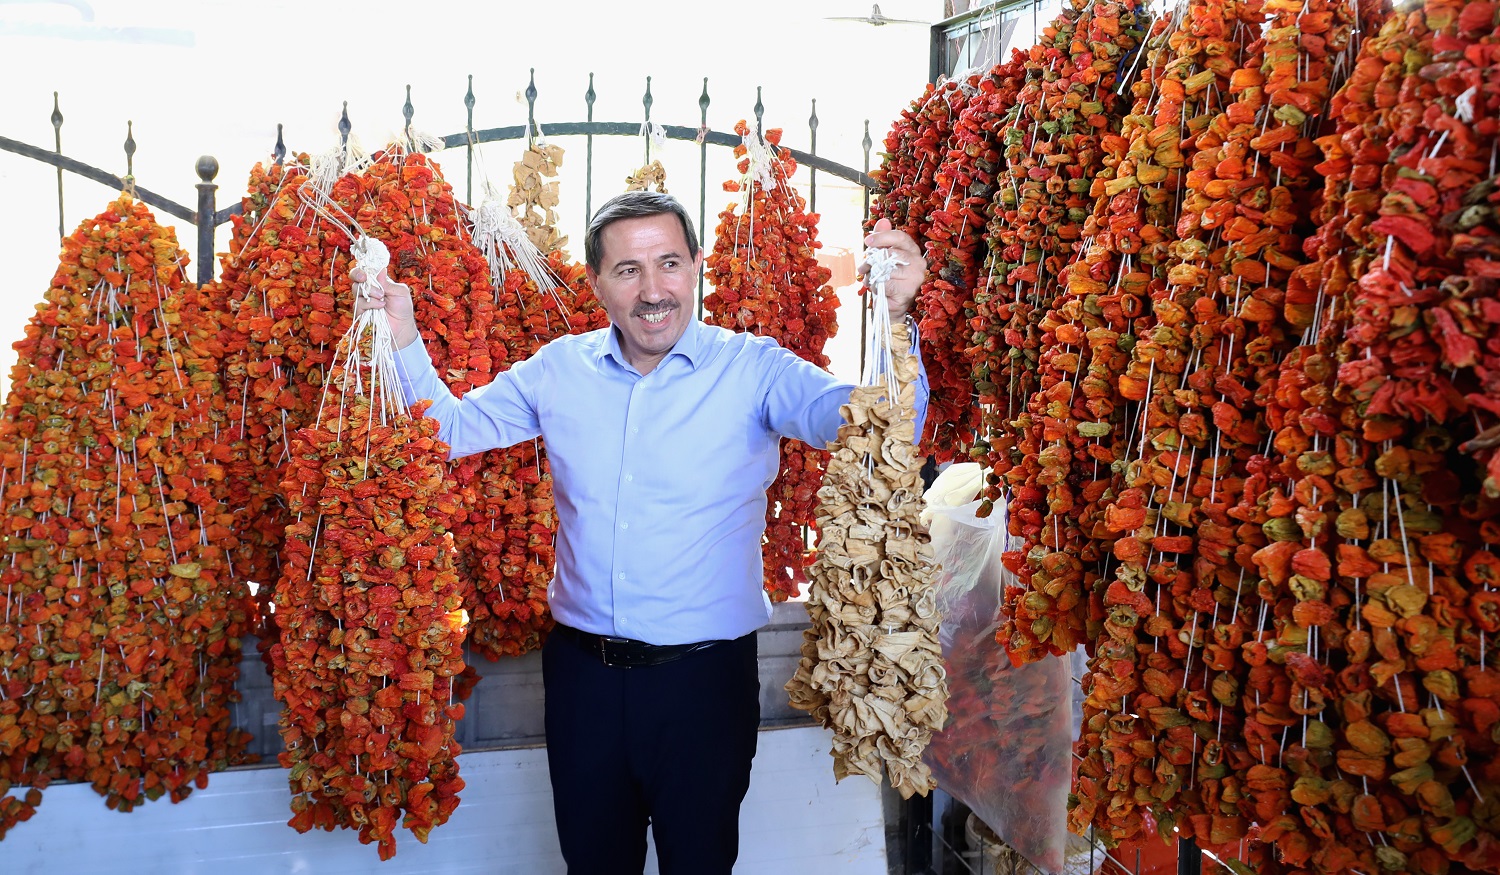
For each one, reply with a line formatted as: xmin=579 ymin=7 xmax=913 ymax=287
xmin=195 ymin=155 xmax=219 ymax=285
xmin=464 ymin=76 xmax=476 ymax=205
xmin=51 ymin=93 xmax=64 ymax=239
xmin=697 ymin=77 xmax=710 ymax=319
xmin=808 ymin=99 xmax=818 ymax=214
xmin=585 ymin=73 xmax=596 ymax=223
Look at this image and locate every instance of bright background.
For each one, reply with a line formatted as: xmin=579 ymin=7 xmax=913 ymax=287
xmin=0 ymin=0 xmax=969 ymax=383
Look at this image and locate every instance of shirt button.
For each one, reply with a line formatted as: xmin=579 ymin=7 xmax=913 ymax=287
xmin=620 ymin=521 xmax=629 ymax=530
xmin=618 ymin=573 xmax=627 ymax=580
xmin=625 ymin=474 xmax=634 ymax=482
xmin=632 ymin=426 xmax=639 ymax=434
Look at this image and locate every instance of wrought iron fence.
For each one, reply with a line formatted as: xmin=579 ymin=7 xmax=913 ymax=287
xmin=0 ymin=72 xmax=880 ymax=294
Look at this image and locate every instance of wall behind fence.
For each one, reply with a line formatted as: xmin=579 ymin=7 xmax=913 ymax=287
xmin=0 ymin=0 xmax=939 ymax=384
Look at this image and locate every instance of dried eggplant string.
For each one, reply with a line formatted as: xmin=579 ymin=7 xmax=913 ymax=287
xmin=786 ymin=247 xmax=948 ymax=799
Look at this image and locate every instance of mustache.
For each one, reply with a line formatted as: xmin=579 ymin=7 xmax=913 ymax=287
xmin=632 ymin=302 xmax=679 ymax=317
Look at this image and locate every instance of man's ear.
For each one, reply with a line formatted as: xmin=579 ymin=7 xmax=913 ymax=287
xmin=586 ymin=265 xmax=599 ymax=287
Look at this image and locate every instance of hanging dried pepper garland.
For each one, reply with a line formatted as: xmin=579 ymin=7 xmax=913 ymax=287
xmin=932 ymin=54 xmax=1029 ymax=481
xmin=216 ymin=157 xmax=315 ymax=638
xmin=786 ymin=288 xmax=946 ymax=798
xmin=872 ymin=79 xmax=977 ymax=460
xmin=705 ymin=120 xmax=840 ymax=602
xmin=0 ymin=193 xmax=254 ymax=838
xmin=978 ymin=0 xmax=1145 ymax=666
xmin=269 ymin=231 xmax=468 ymax=860
xmin=458 ymin=247 xmax=609 ymax=660
xmin=1063 ymin=0 xmax=1264 ymax=847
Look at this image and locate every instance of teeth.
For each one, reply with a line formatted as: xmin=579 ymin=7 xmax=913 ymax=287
xmin=641 ymin=312 xmax=668 ymax=324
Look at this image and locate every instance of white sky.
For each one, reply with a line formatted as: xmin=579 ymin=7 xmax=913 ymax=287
xmin=0 ymin=0 xmax=953 ymax=384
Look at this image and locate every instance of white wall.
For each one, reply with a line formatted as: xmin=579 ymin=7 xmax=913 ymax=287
xmin=4 ymin=725 xmax=887 ymax=874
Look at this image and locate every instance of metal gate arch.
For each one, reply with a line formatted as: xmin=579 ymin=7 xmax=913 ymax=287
xmin=0 ymin=72 xmax=880 ymax=292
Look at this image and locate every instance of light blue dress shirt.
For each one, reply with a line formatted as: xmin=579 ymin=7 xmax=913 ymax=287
xmin=395 ymin=317 xmax=929 ymax=646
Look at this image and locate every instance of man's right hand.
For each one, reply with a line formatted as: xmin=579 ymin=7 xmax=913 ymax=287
xmin=351 ymin=266 xmax=420 ymax=349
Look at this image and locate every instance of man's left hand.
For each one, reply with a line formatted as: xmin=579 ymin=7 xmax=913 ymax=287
xmin=858 ymin=218 xmax=926 ymax=322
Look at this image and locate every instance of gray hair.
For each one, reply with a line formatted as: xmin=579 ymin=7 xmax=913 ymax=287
xmin=584 ymin=191 xmax=700 ymax=273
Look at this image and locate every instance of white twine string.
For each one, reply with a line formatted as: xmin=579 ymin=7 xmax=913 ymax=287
xmin=640 ymin=120 xmax=667 ymax=160
xmin=465 ymin=188 xmax=565 ymax=296
xmin=340 ymin=237 xmax=407 ymax=424
xmin=740 ymin=127 xmax=778 ymax=195
xmin=861 ymin=247 xmax=905 ymax=404
xmin=307 ymin=131 xmax=371 ymax=200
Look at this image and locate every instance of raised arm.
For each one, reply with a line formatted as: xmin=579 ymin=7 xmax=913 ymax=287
xmin=355 ymin=266 xmax=542 ymax=459
xmin=763 ymin=221 xmax=931 ymax=447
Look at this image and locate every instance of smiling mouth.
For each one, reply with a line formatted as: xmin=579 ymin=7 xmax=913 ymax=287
xmin=640 ymin=311 xmax=669 ymax=324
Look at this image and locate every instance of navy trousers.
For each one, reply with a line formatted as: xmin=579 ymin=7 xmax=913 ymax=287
xmin=542 ymin=627 xmax=761 ymax=875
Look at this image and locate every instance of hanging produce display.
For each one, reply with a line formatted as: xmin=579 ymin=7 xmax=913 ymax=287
xmin=269 ymin=235 xmax=467 ymax=859
xmin=0 ymin=193 xmax=254 ymax=838
xmin=786 ymin=256 xmax=947 ymax=799
xmin=931 ymin=54 xmax=1029 ymax=477
xmin=453 ymin=173 xmax=609 ymax=660
xmin=704 ymin=120 xmax=840 ymax=602
xmin=872 ymin=79 xmax=977 ymax=460
xmin=457 ymin=249 xmax=609 ymax=660
xmin=625 ymin=121 xmax=669 ymax=193
xmin=624 ymin=161 xmax=668 ymax=193
xmin=509 ymin=139 xmax=568 ymax=257
xmin=979 ymin=0 xmax=1146 ymax=664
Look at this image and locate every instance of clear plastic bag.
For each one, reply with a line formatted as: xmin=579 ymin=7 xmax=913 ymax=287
xmin=923 ymin=466 xmax=1073 ymax=874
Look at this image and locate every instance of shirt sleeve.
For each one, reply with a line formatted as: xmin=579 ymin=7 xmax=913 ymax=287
xmin=759 ymin=324 xmax=930 ymax=449
xmin=394 ymin=337 xmax=543 ymax=460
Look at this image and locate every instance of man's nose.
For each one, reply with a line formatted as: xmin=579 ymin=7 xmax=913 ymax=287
xmin=639 ymin=267 xmax=668 ymax=301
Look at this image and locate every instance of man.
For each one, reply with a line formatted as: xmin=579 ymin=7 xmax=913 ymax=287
xmin=356 ymin=191 xmax=928 ymax=874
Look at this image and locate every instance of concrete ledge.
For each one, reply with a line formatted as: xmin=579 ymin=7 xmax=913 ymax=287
xmin=232 ymin=600 xmax=820 ymax=761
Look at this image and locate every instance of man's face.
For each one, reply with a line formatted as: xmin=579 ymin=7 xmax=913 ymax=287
xmin=586 ymin=213 xmax=702 ymax=373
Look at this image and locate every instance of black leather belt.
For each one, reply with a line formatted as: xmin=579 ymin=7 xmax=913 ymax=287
xmin=552 ymin=623 xmax=726 ymax=668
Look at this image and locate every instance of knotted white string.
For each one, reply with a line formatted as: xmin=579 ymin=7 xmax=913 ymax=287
xmin=465 ymin=187 xmax=565 ymax=296
xmin=861 ymin=247 xmax=906 ymax=405
xmin=639 ymin=121 xmax=667 ymax=161
xmin=741 ymin=127 xmax=779 ymax=195
xmin=335 ymin=237 xmax=408 ymax=429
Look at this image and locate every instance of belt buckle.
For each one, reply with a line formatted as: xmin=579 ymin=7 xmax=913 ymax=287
xmin=599 ymin=636 xmax=634 ymax=668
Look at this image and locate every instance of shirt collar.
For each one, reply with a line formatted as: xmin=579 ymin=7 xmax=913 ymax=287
xmin=599 ymin=316 xmax=707 ymax=373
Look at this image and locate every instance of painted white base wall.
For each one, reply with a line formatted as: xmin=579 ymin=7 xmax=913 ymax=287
xmin=5 ymin=725 xmax=886 ymax=875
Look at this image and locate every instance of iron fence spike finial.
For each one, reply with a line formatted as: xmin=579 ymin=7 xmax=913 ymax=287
xmin=52 ymin=92 xmax=64 ymax=240
xmin=464 ymin=76 xmax=476 ymax=205
xmin=124 ymin=120 xmax=135 ymax=181
xmin=754 ymin=86 xmax=763 ymax=135
xmin=403 ymin=84 xmax=415 ymax=147
xmin=526 ymin=69 xmax=537 ymax=146
xmin=584 ymin=72 xmax=595 ymax=222
xmin=273 ymin=123 xmax=286 ymax=165
xmin=642 ymin=76 xmax=655 ymax=163
xmin=339 ymin=102 xmax=351 ymax=148
xmin=809 ymin=99 xmax=818 ymax=213
xmin=699 ymin=77 xmax=709 ymax=119
xmin=196 ymin=155 xmax=219 ymax=183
